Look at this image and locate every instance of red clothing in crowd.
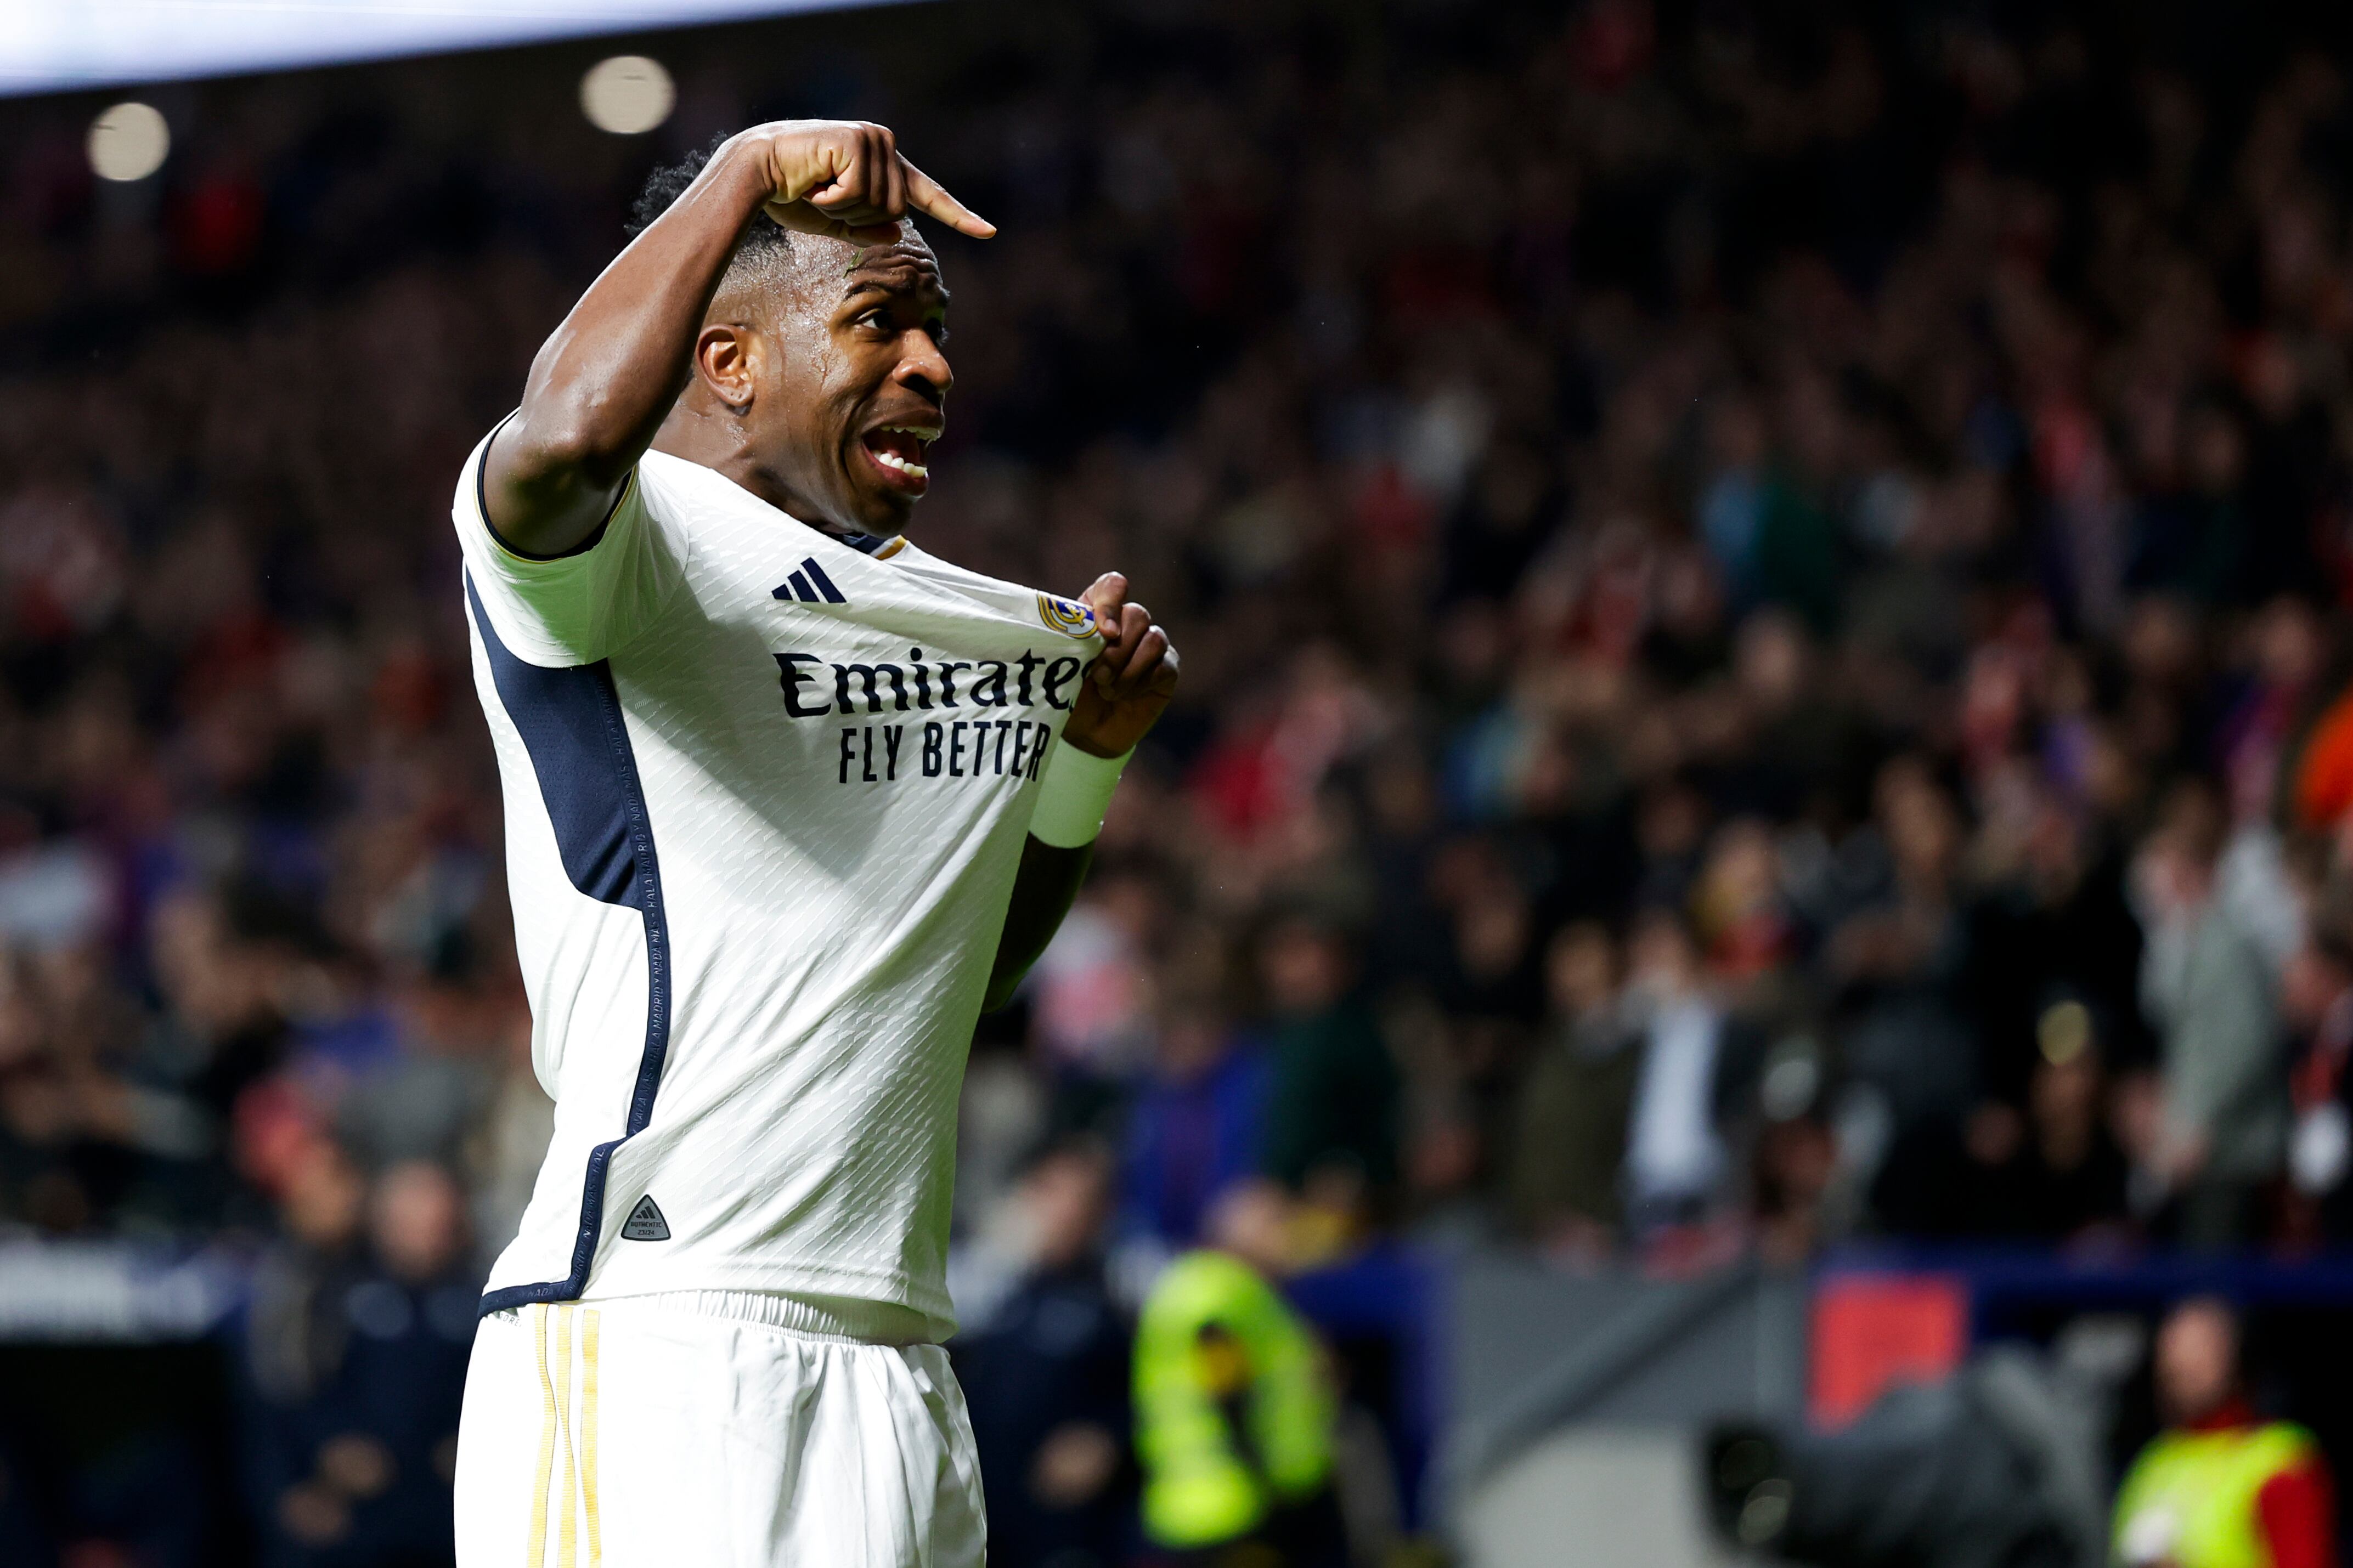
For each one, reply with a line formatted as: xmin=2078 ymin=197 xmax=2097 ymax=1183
xmin=2188 ymin=1401 xmax=2339 ymax=1568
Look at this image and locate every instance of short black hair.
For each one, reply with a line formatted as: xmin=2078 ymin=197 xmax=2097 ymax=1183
xmin=628 ymin=133 xmax=793 ymax=273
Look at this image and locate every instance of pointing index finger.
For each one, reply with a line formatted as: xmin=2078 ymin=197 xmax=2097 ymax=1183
xmin=899 ymin=154 xmax=996 ymax=238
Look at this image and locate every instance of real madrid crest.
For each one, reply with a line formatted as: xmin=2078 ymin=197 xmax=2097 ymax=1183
xmin=1036 ymin=593 xmax=1098 ymax=639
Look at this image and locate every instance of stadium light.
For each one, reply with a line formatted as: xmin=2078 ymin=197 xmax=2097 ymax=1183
xmin=87 ymin=100 xmax=169 ymax=181
xmin=582 ymin=54 xmax=674 ymax=135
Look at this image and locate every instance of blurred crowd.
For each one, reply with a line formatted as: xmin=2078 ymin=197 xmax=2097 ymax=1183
xmin=7 ymin=0 xmax=2353 ymax=1561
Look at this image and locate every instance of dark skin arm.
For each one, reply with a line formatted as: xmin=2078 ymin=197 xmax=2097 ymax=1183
xmin=482 ymin=121 xmax=990 ymax=554
xmin=986 ymin=837 xmax=1097 ymax=1013
xmin=983 ymin=571 xmax=1181 ymax=1010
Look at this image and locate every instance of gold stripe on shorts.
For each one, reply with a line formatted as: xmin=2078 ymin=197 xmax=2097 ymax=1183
xmin=529 ymin=1305 xmax=557 ymax=1567
xmin=554 ymin=1305 xmax=579 ymax=1568
xmin=580 ymin=1308 xmax=603 ymax=1567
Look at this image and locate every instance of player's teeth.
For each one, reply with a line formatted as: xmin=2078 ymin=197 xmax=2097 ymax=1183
xmin=872 ymin=448 xmax=928 ymax=478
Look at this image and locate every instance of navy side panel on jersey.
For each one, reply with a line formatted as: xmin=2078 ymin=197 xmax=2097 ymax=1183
xmin=465 ymin=573 xmax=672 ymax=1316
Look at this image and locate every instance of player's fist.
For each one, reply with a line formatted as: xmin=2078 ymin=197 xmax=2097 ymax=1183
xmin=1062 ymin=572 xmax=1179 ymax=759
xmin=735 ymin=120 xmax=995 ymax=245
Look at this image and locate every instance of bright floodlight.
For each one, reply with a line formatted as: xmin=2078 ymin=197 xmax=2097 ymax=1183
xmin=88 ymin=101 xmax=170 ymax=181
xmin=582 ymin=55 xmax=674 ymax=135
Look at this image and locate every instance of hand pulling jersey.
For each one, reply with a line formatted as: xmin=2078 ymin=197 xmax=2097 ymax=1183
xmin=452 ymin=432 xmax=1100 ymax=1340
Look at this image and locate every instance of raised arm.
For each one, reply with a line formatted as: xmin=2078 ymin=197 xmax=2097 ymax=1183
xmin=482 ymin=121 xmax=992 ymax=557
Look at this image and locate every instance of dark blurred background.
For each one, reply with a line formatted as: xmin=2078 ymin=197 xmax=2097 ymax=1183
xmin=7 ymin=1 xmax=2353 ymax=1565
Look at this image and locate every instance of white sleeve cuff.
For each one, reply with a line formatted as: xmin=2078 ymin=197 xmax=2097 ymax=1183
xmin=1028 ymin=737 xmax=1131 ymax=848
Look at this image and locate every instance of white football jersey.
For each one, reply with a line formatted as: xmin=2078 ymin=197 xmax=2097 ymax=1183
xmin=452 ymin=430 xmax=1101 ymax=1340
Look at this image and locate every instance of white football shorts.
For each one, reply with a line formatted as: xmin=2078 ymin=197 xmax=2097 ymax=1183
xmin=453 ymin=1292 xmax=986 ymax=1567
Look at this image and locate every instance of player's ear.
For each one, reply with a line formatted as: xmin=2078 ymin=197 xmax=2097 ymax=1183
xmin=693 ymin=324 xmax=757 ymax=411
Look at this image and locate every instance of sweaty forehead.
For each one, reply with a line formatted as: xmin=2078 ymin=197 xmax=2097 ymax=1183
xmin=742 ymin=227 xmax=946 ymax=324
xmin=836 ymin=230 xmax=945 ymax=297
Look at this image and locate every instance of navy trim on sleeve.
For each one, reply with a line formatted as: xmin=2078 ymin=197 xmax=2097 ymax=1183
xmin=465 ymin=571 xmax=673 ymax=1316
xmin=476 ymin=414 xmax=626 ymax=563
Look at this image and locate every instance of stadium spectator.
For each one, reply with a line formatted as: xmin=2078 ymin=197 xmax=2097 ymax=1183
xmin=953 ymin=1139 xmax=1135 ymax=1568
xmin=1121 ymin=1002 xmax=1269 ymax=1251
xmin=1252 ymin=914 xmax=1400 ymax=1210
xmin=2283 ymin=913 xmax=2353 ymax=1244
xmin=2113 ymin=1298 xmax=2337 ymax=1568
xmin=1509 ymin=920 xmax=1639 ymax=1252
xmin=1621 ymin=905 xmax=1741 ymax=1238
xmin=2135 ymin=782 xmax=2292 ymax=1247
xmin=242 ymin=1156 xmax=475 ymax=1567
xmin=1971 ymin=999 xmax=2135 ymax=1243
xmin=1133 ymin=1181 xmax=1342 ymax=1568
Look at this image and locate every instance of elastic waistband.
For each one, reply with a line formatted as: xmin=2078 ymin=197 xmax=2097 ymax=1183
xmin=582 ymin=1288 xmax=940 ymax=1345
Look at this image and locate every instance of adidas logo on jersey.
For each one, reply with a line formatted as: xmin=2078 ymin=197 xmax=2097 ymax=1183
xmin=620 ymin=1194 xmax=670 ymax=1241
xmin=772 ymin=557 xmax=848 ymax=605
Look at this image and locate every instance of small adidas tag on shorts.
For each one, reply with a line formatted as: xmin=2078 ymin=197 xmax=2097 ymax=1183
xmin=620 ymin=1194 xmax=670 ymax=1241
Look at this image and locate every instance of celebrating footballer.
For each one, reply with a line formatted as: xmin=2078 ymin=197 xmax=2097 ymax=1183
xmin=448 ymin=120 xmax=1178 ymax=1567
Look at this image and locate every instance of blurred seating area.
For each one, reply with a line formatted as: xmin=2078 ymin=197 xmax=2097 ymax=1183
xmin=5 ymin=0 xmax=2353 ymax=1562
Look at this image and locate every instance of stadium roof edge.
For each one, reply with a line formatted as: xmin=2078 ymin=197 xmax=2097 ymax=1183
xmin=0 ymin=0 xmax=922 ymax=100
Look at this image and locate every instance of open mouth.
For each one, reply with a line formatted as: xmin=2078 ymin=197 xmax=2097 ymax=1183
xmin=859 ymin=423 xmax=938 ymax=495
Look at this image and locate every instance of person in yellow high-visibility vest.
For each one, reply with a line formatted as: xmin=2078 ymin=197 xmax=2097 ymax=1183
xmin=2113 ymin=1298 xmax=2337 ymax=1568
xmin=1134 ymin=1180 xmax=1345 ymax=1567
